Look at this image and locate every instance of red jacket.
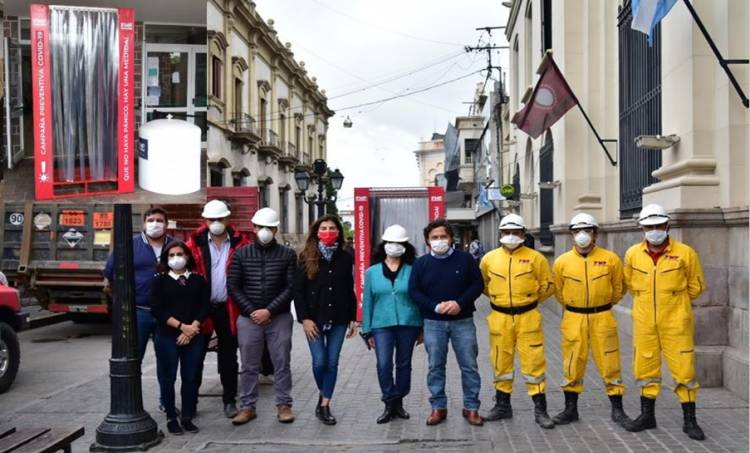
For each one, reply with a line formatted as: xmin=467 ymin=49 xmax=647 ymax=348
xmin=186 ymin=224 xmax=251 ymax=336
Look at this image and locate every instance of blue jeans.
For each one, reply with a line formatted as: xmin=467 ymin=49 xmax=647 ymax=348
xmin=306 ymin=323 xmax=347 ymax=399
xmin=136 ymin=307 xmax=156 ymax=363
xmin=372 ymin=326 xmax=420 ymax=402
xmin=423 ymin=318 xmax=481 ymax=410
xmin=154 ymin=333 xmax=204 ymax=420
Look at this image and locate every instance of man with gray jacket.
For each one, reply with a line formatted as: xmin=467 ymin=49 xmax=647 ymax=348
xmin=227 ymin=207 xmax=297 ymax=424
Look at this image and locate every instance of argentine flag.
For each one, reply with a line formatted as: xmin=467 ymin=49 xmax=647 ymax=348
xmin=631 ymin=0 xmax=678 ymax=44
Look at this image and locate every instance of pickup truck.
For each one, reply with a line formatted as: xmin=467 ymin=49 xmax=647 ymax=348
xmin=0 ymin=283 xmax=28 ymax=393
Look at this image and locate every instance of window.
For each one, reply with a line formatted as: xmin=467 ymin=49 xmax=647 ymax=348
xmin=279 ymin=114 xmax=286 ymax=150
xmin=259 ymin=98 xmax=268 ymax=141
xmin=234 ymin=78 xmax=242 ymax=121
xmin=308 ymin=202 xmax=315 ymax=226
xmin=308 ymin=136 xmax=314 ymax=160
xmin=232 ymin=173 xmax=243 ymax=187
xmin=209 ymin=164 xmax=224 ymax=187
xmin=260 ymin=185 xmax=270 ymax=208
xmin=512 ymin=37 xmax=519 ymax=113
xmin=211 ymin=56 xmax=222 ymax=98
xmin=541 ymin=0 xmax=552 ymax=54
xmin=279 ymin=189 xmax=289 ymax=232
xmin=295 ymin=125 xmax=302 ymax=158
xmin=295 ymin=194 xmax=304 ymax=233
xmin=464 ymin=139 xmax=479 ymax=164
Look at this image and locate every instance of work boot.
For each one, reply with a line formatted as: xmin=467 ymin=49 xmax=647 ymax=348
xmin=681 ymin=402 xmax=705 ymax=441
xmin=609 ymin=395 xmax=630 ymax=425
xmin=552 ymin=391 xmax=579 ymax=425
xmin=624 ymin=396 xmax=657 ymax=432
xmin=377 ymin=401 xmax=394 ymax=424
xmin=392 ymin=398 xmax=410 ymax=419
xmin=484 ymin=391 xmax=513 ymax=421
xmin=531 ymin=394 xmax=555 ymax=429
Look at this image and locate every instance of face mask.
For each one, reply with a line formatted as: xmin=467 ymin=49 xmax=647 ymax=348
xmin=574 ymin=231 xmax=593 ymax=249
xmin=168 ymin=256 xmax=187 ymax=271
xmin=429 ymin=239 xmax=450 ymax=255
xmin=257 ymin=227 xmax=274 ymax=245
xmin=645 ymin=229 xmax=668 ymax=245
xmin=384 ymin=243 xmax=406 ymax=257
xmin=145 ymin=222 xmax=165 ymax=239
xmin=209 ymin=221 xmax=226 ymax=236
xmin=318 ymin=230 xmax=338 ymax=246
xmin=500 ymin=234 xmax=524 ymax=250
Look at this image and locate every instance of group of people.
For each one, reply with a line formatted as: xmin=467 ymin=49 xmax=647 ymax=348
xmin=105 ymin=200 xmax=707 ymax=442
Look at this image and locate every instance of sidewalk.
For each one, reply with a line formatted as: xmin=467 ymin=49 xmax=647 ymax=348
xmin=2 ymin=296 xmax=748 ymax=452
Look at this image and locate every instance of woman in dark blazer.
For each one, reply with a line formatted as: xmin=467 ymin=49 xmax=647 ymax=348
xmin=294 ymin=214 xmax=357 ymax=426
xmin=151 ymin=240 xmax=210 ymax=436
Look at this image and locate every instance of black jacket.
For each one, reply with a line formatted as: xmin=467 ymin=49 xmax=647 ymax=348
xmin=151 ymin=272 xmax=210 ymax=337
xmin=227 ymin=240 xmax=297 ymax=317
xmin=294 ymin=248 xmax=357 ymax=325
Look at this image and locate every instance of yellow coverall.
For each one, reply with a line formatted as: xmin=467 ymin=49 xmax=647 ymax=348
xmin=480 ymin=246 xmax=554 ymax=396
xmin=552 ymin=246 xmax=625 ymax=396
xmin=623 ymin=239 xmax=705 ymax=403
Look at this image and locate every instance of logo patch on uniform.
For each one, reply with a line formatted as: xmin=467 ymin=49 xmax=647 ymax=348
xmin=665 ymin=255 xmax=680 ymax=261
xmin=518 ymin=259 xmax=530 ymax=264
xmin=593 ymin=260 xmax=607 ymax=266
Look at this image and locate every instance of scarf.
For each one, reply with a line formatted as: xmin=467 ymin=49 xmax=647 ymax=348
xmin=318 ymin=241 xmax=338 ymax=262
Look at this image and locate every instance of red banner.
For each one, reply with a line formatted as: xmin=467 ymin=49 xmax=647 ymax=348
xmin=31 ymin=4 xmax=53 ymax=200
xmin=353 ymin=188 xmax=371 ymax=321
xmin=118 ymin=8 xmax=135 ymax=192
xmin=428 ymin=186 xmax=446 ymax=220
xmin=511 ymin=53 xmax=578 ymax=139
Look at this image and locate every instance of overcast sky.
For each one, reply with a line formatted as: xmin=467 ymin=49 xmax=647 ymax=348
xmin=254 ymin=0 xmax=510 ymax=211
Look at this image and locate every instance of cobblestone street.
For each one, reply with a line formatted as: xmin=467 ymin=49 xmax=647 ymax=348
xmin=1 ymin=296 xmax=747 ymax=452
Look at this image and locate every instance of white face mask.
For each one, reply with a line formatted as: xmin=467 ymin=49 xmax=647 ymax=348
xmin=209 ymin=221 xmax=226 ymax=236
xmin=168 ymin=256 xmax=187 ymax=271
xmin=145 ymin=222 xmax=165 ymax=239
xmin=429 ymin=239 xmax=450 ymax=255
xmin=645 ymin=229 xmax=668 ymax=245
xmin=574 ymin=231 xmax=593 ymax=249
xmin=257 ymin=227 xmax=274 ymax=245
xmin=384 ymin=243 xmax=406 ymax=257
xmin=500 ymin=234 xmax=524 ymax=250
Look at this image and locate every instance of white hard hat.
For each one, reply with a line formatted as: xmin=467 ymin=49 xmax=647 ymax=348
xmin=569 ymin=213 xmax=599 ymax=230
xmin=382 ymin=224 xmax=409 ymax=243
xmin=638 ymin=204 xmax=669 ymax=226
xmin=201 ymin=200 xmax=231 ymax=219
xmin=251 ymin=207 xmax=280 ymax=227
xmin=499 ymin=213 xmax=526 ymax=230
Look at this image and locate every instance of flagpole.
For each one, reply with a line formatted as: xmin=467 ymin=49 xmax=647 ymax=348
xmin=572 ymin=99 xmax=618 ymax=167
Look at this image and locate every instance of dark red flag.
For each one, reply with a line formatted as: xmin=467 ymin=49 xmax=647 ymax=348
xmin=511 ymin=53 xmax=578 ymax=139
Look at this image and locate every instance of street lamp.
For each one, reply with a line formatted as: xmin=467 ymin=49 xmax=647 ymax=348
xmin=294 ymin=158 xmax=344 ymax=218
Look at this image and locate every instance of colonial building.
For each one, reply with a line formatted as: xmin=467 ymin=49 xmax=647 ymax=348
xmin=413 ymin=132 xmax=445 ymax=187
xmin=207 ymin=0 xmax=333 ymax=242
xmin=504 ymin=0 xmax=749 ymax=399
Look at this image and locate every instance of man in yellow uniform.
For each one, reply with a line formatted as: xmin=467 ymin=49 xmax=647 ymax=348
xmin=480 ymin=214 xmax=556 ymax=429
xmin=623 ymin=204 xmax=706 ymax=441
xmin=550 ymin=213 xmax=629 ymax=426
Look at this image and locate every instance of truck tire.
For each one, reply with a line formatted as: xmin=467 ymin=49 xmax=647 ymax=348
xmin=0 ymin=322 xmax=20 ymax=393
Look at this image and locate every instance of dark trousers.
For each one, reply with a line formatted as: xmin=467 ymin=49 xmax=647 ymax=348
xmin=372 ymin=326 xmax=420 ymax=402
xmin=136 ymin=307 xmax=156 ymax=363
xmin=155 ymin=333 xmax=204 ymax=420
xmin=196 ymin=303 xmax=238 ymax=404
xmin=306 ymin=323 xmax=348 ymax=399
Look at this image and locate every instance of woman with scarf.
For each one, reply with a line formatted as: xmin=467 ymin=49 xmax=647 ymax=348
xmin=294 ymin=215 xmax=357 ymax=426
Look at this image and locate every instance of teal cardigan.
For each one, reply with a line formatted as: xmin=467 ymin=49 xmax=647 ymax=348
xmin=362 ymin=263 xmax=423 ymax=334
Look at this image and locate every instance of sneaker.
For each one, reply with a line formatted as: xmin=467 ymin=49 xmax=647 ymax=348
xmin=259 ymin=374 xmax=274 ymax=385
xmin=166 ymin=419 xmax=183 ymax=436
xmin=180 ymin=418 xmax=199 ymax=433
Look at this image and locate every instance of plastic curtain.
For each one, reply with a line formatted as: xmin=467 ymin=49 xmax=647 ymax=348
xmin=49 ymin=7 xmax=118 ymax=182
xmin=376 ymin=197 xmax=430 ymax=257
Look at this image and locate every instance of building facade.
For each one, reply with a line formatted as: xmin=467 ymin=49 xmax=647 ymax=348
xmin=413 ymin=133 xmax=445 ymax=187
xmin=504 ymin=0 xmax=749 ymax=399
xmin=207 ymin=0 xmax=333 ymax=244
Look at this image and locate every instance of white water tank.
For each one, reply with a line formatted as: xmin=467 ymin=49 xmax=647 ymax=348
xmin=138 ymin=116 xmax=201 ymax=195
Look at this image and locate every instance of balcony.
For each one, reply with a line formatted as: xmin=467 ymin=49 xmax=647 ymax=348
xmin=228 ymin=113 xmax=261 ymax=144
xmin=259 ymin=129 xmax=282 ymax=157
xmin=279 ymin=141 xmax=298 ymax=165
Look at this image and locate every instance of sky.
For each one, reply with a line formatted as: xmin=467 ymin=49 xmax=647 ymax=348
xmin=253 ymin=0 xmax=510 ymax=211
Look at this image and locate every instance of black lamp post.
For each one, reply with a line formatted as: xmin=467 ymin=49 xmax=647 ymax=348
xmin=91 ymin=204 xmax=162 ymax=452
xmin=295 ymin=159 xmax=344 ymax=218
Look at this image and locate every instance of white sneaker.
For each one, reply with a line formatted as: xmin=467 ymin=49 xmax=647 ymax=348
xmin=258 ymin=374 xmax=274 ymax=385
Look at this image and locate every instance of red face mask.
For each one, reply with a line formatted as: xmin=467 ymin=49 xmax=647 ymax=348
xmin=318 ymin=230 xmax=338 ymax=246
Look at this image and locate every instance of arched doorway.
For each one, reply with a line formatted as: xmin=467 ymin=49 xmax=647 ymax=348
xmin=539 ymin=131 xmax=554 ymax=246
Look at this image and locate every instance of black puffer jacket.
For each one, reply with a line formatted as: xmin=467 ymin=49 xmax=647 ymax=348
xmin=294 ymin=248 xmax=357 ymax=325
xmin=227 ymin=240 xmax=297 ymax=317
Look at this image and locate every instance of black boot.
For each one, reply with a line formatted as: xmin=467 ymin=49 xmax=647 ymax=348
xmin=624 ymin=396 xmax=657 ymax=432
xmin=531 ymin=394 xmax=555 ymax=429
xmin=609 ymin=395 xmax=630 ymax=425
xmin=315 ymin=395 xmax=322 ymax=418
xmin=319 ymin=405 xmax=337 ymax=425
xmin=485 ymin=391 xmax=513 ymax=421
xmin=392 ymin=398 xmax=410 ymax=419
xmin=552 ymin=391 xmax=579 ymax=425
xmin=377 ymin=401 xmax=394 ymax=424
xmin=682 ymin=402 xmax=705 ymax=441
